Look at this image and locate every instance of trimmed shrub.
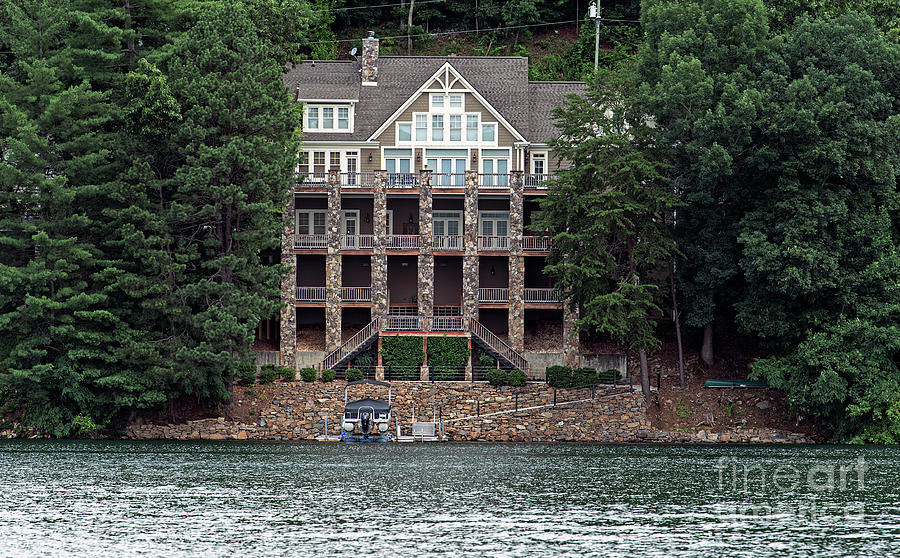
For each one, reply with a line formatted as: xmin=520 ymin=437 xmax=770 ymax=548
xmin=381 ymin=336 xmax=424 ymax=380
xmin=321 ymin=369 xmax=336 ymax=382
xmin=236 ymin=363 xmax=257 ymax=386
xmin=346 ymin=368 xmax=364 ymax=381
xmin=508 ymin=369 xmax=527 ymax=387
xmin=598 ymin=368 xmax=621 ymax=384
xmin=279 ymin=366 xmax=296 ymax=382
xmin=258 ymin=365 xmax=279 ymax=384
xmin=486 ymin=369 xmax=508 ymax=386
xmin=574 ymin=367 xmax=599 ymax=387
xmin=546 ymin=365 xmax=573 ymax=387
xmin=300 ymin=367 xmax=317 ymax=382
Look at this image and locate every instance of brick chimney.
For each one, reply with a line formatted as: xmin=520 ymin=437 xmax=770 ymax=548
xmin=361 ymin=31 xmax=378 ymax=86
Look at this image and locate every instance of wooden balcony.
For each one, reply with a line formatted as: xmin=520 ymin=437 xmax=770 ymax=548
xmin=523 ymin=236 xmax=550 ymax=252
xmin=295 ymin=235 xmax=327 ymax=250
xmin=296 ymin=286 xmax=325 ymax=302
xmin=434 ymin=235 xmax=464 ymax=251
xmin=478 ymin=236 xmax=510 ymax=251
xmin=479 ymin=287 xmax=509 ymax=303
xmin=341 ymin=286 xmax=371 ymax=302
xmin=524 ymin=288 xmax=559 ymax=303
xmin=340 ymin=235 xmax=375 ymax=250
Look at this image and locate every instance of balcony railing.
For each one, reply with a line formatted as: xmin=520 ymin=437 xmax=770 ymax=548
xmin=524 ymin=173 xmax=556 ymax=189
xmin=523 ymin=236 xmax=550 ymax=251
xmin=434 ymin=235 xmax=463 ymax=250
xmin=341 ymin=286 xmax=371 ymax=302
xmin=340 ymin=172 xmax=375 ymax=187
xmin=479 ymin=287 xmax=509 ymax=303
xmin=385 ymin=235 xmax=421 ymax=250
xmin=386 ymin=173 xmax=417 ymax=188
xmin=431 ymin=315 xmax=470 ymax=331
xmin=340 ymin=235 xmax=375 ymax=250
xmin=479 ymin=174 xmax=510 ymax=188
xmin=296 ymin=286 xmax=326 ymax=302
xmin=295 ymin=172 xmax=328 ymax=187
xmin=432 ymin=173 xmax=466 ymax=188
xmin=478 ymin=236 xmax=509 ymax=251
xmin=524 ymin=288 xmax=559 ymax=303
xmin=295 ymin=234 xmax=327 ymax=249
xmin=382 ymin=315 xmax=424 ymax=331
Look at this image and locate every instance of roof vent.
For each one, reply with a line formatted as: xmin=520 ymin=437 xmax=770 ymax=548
xmin=362 ymin=31 xmax=378 ymax=87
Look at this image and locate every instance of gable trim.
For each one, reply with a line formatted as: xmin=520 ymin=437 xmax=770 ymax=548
xmin=366 ymin=62 xmax=526 ymax=143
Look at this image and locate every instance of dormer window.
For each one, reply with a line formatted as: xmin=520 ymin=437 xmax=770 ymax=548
xmin=303 ymin=103 xmax=354 ymax=132
xmin=449 ymin=94 xmax=463 ymax=109
xmin=431 ymin=94 xmax=444 ymax=108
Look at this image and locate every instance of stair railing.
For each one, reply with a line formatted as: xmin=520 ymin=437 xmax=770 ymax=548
xmin=320 ymin=318 xmax=379 ymax=371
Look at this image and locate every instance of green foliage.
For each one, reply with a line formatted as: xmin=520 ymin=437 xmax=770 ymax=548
xmin=486 ymin=369 xmax=508 ymax=386
xmin=258 ymin=366 xmax=279 ymax=385
xmin=346 ymin=368 xmax=364 ymax=382
xmin=380 ymin=336 xmax=424 ymax=376
xmin=352 ymin=348 xmax=375 ymax=368
xmin=598 ymin=369 xmax=621 ymax=384
xmin=478 ymin=351 xmax=496 ymax=368
xmin=546 ymin=365 xmax=572 ymax=387
xmin=321 ymin=369 xmax=336 ymax=383
xmin=236 ymin=364 xmax=257 ymax=386
xmin=71 ymin=414 xmax=101 ymax=437
xmin=540 ymin=69 xmax=679 ymax=352
xmin=675 ymin=397 xmax=691 ymax=419
xmin=508 ymin=370 xmax=528 ymax=387
xmin=279 ymin=366 xmax=296 ymax=382
xmin=300 ymin=367 xmax=317 ymax=382
xmin=426 ymin=336 xmax=470 ymax=378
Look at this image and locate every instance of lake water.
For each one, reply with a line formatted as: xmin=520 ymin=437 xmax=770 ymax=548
xmin=1 ymin=441 xmax=898 ymax=557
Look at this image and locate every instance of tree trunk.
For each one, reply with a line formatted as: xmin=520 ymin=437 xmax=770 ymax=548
xmin=670 ymin=261 xmax=685 ymax=387
xmin=407 ymin=0 xmax=415 ymax=56
xmin=701 ymin=323 xmax=714 ymax=367
xmin=639 ymin=348 xmax=650 ymax=405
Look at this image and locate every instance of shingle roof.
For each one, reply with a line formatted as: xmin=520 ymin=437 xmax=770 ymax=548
xmin=282 ymin=56 xmax=584 ymax=143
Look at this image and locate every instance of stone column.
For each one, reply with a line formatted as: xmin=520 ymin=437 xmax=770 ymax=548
xmin=508 ymin=170 xmax=525 ymax=353
xmin=563 ymin=303 xmax=580 ymax=368
xmin=279 ymin=190 xmax=297 ymax=370
xmin=417 ymin=169 xmax=434 ymax=320
xmin=371 ymin=170 xmax=388 ymax=320
xmin=325 ymin=169 xmax=342 ymax=352
xmin=463 ymin=170 xmax=479 ymax=321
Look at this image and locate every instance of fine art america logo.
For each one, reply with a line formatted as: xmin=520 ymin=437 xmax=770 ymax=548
xmin=713 ymin=456 xmax=869 ymax=520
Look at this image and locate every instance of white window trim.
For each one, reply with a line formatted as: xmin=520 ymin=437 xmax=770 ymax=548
xmin=434 ymin=211 xmax=462 ymax=236
xmin=341 ymin=210 xmax=360 ymax=235
xmin=530 ymin=151 xmax=548 ymax=174
xmin=478 ymin=210 xmax=510 ymax=237
xmin=295 ymin=209 xmax=327 ymax=236
xmin=303 ymin=103 xmax=354 ymax=133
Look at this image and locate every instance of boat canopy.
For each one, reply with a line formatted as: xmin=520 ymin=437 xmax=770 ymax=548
xmin=346 ymin=380 xmax=391 ymax=388
xmin=345 ymin=397 xmax=391 ymax=412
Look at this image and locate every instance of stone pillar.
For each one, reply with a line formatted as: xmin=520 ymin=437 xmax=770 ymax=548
xmin=563 ymin=303 xmax=580 ymax=368
xmin=417 ymin=169 xmax=434 ymax=319
xmin=508 ymin=171 xmax=525 ymax=353
xmin=371 ymin=170 xmax=388 ymax=320
xmin=463 ymin=170 xmax=479 ymax=321
xmin=375 ymin=366 xmax=385 ymax=381
xmin=325 ymin=169 xmax=342 ymax=352
xmin=464 ymin=337 xmax=473 ymax=381
xmin=279 ymin=190 xmax=297 ymax=370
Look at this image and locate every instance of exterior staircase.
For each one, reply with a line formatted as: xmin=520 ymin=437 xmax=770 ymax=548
xmin=317 ymin=316 xmax=529 ymax=375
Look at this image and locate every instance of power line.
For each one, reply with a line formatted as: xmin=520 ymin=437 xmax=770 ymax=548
xmin=309 ymin=18 xmax=637 ymax=45
xmin=313 ymin=0 xmax=446 ymax=13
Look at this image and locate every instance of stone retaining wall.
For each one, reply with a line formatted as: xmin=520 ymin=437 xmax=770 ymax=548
xmin=122 ymin=381 xmax=813 ymax=444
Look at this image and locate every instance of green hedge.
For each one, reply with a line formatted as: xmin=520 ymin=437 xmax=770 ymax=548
xmin=300 ymin=367 xmax=317 ymax=382
xmin=321 ymin=369 xmax=336 ymax=382
xmin=508 ymin=369 xmax=527 ymax=386
xmin=486 ymin=369 xmax=507 ymax=386
xmin=258 ymin=365 xmax=279 ymax=384
xmin=381 ymin=336 xmax=424 ymax=373
xmin=346 ymin=368 xmax=364 ymax=381
xmin=236 ymin=363 xmax=256 ymax=386
xmin=598 ymin=368 xmax=621 ymax=383
xmin=427 ymin=336 xmax=470 ymax=378
xmin=547 ymin=366 xmax=601 ymax=388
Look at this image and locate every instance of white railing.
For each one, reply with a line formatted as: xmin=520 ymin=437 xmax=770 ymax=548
xmin=385 ymin=235 xmax=421 ymax=250
xmin=386 ymin=173 xmax=417 ymax=188
xmin=296 ymin=286 xmax=326 ymax=302
xmin=470 ymin=318 xmax=528 ymax=372
xmin=341 ymin=286 xmax=371 ymax=302
xmin=294 ymin=235 xmax=327 ymax=249
xmin=321 ymin=319 xmax=379 ymax=371
xmin=340 ymin=172 xmax=375 ymax=187
xmin=478 ymin=236 xmax=509 ymax=251
xmin=431 ymin=316 xmax=470 ymax=331
xmin=524 ymin=288 xmax=559 ymax=303
xmin=295 ymin=172 xmax=328 ymax=187
xmin=434 ymin=235 xmax=463 ymax=250
xmin=479 ymin=288 xmax=509 ymax=303
xmin=432 ymin=173 xmax=466 ymax=188
xmin=479 ymin=174 xmax=510 ymax=188
xmin=523 ymin=236 xmax=550 ymax=251
xmin=524 ymin=173 xmax=556 ymax=189
xmin=382 ymin=315 xmax=424 ymax=331
xmin=340 ymin=235 xmax=375 ymax=250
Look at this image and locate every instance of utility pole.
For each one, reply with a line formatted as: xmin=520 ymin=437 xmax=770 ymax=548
xmin=590 ymin=1 xmax=601 ymax=72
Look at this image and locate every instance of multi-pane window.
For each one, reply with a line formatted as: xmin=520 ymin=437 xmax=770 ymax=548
xmin=434 ymin=211 xmax=462 ymax=236
xmin=330 ymin=151 xmax=341 ymax=170
xmin=323 ymin=108 xmax=334 ymax=129
xmin=432 ymin=115 xmax=444 ymax=141
xmin=416 ymin=115 xmax=427 ymax=141
xmin=449 ymin=94 xmax=463 ymax=109
xmin=480 ymin=211 xmax=509 ymax=237
xmin=398 ymin=123 xmax=412 ymax=142
xmin=297 ymin=151 xmax=309 ymax=173
xmin=431 ymin=94 xmax=444 ymax=108
xmin=532 ymin=152 xmax=546 ymax=175
xmin=466 ymin=115 xmax=479 ymax=141
xmin=482 ymin=123 xmax=496 ymax=142
xmin=304 ymin=104 xmax=352 ymax=131
xmin=449 ymin=115 xmax=461 ymax=141
xmin=307 ymin=107 xmax=319 ymax=129
xmin=296 ymin=210 xmax=327 ymax=235
xmin=313 ymin=152 xmax=326 ymax=173
xmin=338 ymin=107 xmax=349 ymax=129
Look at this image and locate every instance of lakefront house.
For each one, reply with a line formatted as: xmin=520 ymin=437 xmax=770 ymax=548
xmin=274 ymin=32 xmax=587 ymax=379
